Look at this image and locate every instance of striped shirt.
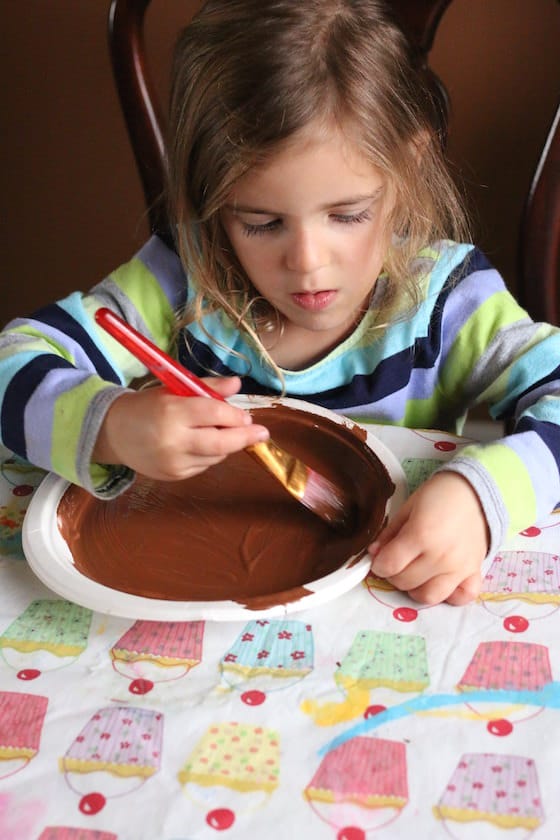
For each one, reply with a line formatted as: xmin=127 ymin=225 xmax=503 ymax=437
xmin=1 ymin=234 xmax=560 ymax=563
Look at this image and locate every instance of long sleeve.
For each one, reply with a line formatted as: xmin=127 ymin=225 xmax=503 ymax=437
xmin=0 ymin=235 xmax=187 ymax=496
xmin=430 ymin=251 xmax=560 ymax=560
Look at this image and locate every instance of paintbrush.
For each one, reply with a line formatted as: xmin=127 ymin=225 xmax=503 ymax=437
xmin=95 ymin=307 xmax=353 ymax=528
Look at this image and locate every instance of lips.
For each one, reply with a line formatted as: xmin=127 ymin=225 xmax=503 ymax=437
xmin=291 ymin=290 xmax=337 ymax=311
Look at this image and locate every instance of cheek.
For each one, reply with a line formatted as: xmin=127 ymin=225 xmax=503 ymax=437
xmin=349 ymin=226 xmax=386 ymax=270
xmin=228 ymin=238 xmax=276 ymax=290
xmin=235 ymin=243 xmax=270 ymax=275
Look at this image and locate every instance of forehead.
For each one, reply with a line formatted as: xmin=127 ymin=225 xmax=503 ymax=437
xmin=229 ymin=122 xmax=385 ymax=207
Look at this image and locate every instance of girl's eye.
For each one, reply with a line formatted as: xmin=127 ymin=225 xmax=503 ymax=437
xmin=239 ymin=207 xmax=372 ymax=236
xmin=242 ymin=219 xmax=282 ymax=237
xmin=331 ymin=208 xmax=372 ymax=225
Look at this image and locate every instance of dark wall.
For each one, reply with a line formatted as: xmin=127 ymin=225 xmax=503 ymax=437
xmin=2 ymin=0 xmax=559 ymax=327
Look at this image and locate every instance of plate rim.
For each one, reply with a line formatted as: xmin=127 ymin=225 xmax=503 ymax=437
xmin=22 ymin=396 xmax=408 ymax=621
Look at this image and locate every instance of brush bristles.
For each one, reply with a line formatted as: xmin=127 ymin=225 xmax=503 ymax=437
xmin=246 ymin=439 xmax=353 ymax=528
xmin=300 ymin=468 xmax=353 ymax=528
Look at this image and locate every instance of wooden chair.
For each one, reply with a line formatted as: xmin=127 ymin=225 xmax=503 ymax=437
xmin=107 ymin=0 xmax=560 ymax=323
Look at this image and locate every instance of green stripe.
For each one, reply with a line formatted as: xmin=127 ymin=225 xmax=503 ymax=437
xmin=403 ymin=389 xmax=458 ymax=430
xmin=460 ymin=442 xmax=536 ymax=537
xmin=83 ymin=296 xmax=146 ymax=383
xmin=89 ymin=462 xmax=117 ymax=491
xmin=0 ymin=327 xmax=75 ymax=364
xmin=51 ymin=378 xmax=108 ymax=483
xmin=110 ymin=257 xmax=177 ymax=349
xmin=442 ymin=291 xmax=524 ymax=396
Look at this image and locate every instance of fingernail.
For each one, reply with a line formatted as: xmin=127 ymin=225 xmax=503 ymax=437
xmin=254 ymin=426 xmax=270 ymax=441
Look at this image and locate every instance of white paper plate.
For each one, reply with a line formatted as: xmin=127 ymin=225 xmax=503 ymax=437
xmin=23 ymin=396 xmax=407 ymax=621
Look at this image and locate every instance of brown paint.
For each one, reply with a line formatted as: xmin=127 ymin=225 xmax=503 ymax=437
xmin=57 ymin=405 xmax=394 ymax=608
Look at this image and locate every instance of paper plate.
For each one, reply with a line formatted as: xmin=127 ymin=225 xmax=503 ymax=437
xmin=23 ymin=396 xmax=407 ymax=621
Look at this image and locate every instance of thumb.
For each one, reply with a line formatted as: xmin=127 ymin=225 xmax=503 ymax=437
xmin=368 ymin=502 xmax=410 ymax=558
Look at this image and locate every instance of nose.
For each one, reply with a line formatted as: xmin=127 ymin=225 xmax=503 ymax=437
xmin=284 ymin=224 xmax=327 ymax=274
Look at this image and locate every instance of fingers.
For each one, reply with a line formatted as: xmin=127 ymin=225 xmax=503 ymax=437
xmin=180 ymin=392 xmax=249 ymax=429
xmin=150 ymin=386 xmax=268 ymax=438
xmin=151 ymin=392 xmax=270 ymax=473
xmin=382 ymin=555 xmax=441 ymax=594
xmin=173 ymin=392 xmax=270 ymax=454
xmin=406 ymin=573 xmax=462 ymax=605
xmin=369 ymin=533 xmax=482 ymax=606
xmin=95 ymin=382 xmax=271 ymax=482
xmin=368 ymin=509 xmax=421 ymax=581
xmin=369 ymin=504 xmax=408 ymax=553
xmin=369 ymin=535 xmax=421 ymax=580
xmin=366 ymin=474 xmax=487 ymax=607
xmin=202 ymin=375 xmax=243 ymax=399
xmin=445 ymin=573 xmax=482 ymax=606
xmin=187 ymin=422 xmax=269 ymax=459
xmin=368 ymin=521 xmax=481 ymax=607
xmin=376 ymin=562 xmax=481 ymax=607
xmin=406 ymin=572 xmax=481 ymax=606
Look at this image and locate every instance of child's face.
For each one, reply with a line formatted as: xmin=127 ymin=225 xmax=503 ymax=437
xmin=222 ymin=122 xmax=394 ymax=367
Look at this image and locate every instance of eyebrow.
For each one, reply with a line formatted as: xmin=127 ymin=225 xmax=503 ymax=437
xmin=227 ymin=189 xmax=383 ymax=216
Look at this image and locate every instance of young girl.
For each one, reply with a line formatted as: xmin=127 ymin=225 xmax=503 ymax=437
xmin=1 ymin=0 xmax=559 ymax=607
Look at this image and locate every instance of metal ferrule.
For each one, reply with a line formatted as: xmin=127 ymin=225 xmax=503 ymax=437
xmin=247 ymin=441 xmax=307 ymax=501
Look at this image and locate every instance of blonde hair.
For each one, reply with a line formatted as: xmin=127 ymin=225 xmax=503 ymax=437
xmin=167 ymin=0 xmax=470 ymax=373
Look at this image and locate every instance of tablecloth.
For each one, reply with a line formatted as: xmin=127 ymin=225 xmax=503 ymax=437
xmin=1 ymin=424 xmax=559 ymax=840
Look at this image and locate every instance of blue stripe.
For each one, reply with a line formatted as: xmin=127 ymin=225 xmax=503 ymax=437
xmin=309 ymin=250 xmax=499 ymax=408
xmin=511 ymin=360 xmax=560 ymax=409
xmin=312 ymin=347 xmax=418 ymax=408
xmin=179 ymin=335 xmax=420 ymax=408
xmin=176 ymin=248 xmax=499 ymax=413
xmin=516 ymin=417 xmax=560 ymax=473
xmin=366 ymin=243 xmax=473 ymax=365
xmin=178 ymin=250 xmax=485 ymax=410
xmin=492 ymin=358 xmax=560 ymax=422
xmin=179 ymin=337 xmax=251 ymax=380
xmin=0 ymin=355 xmax=74 ymax=457
xmin=30 ymin=303 xmax=120 ymax=384
xmin=183 ymin=242 xmax=477 ymax=393
xmin=413 ymin=249 xmax=491 ymax=372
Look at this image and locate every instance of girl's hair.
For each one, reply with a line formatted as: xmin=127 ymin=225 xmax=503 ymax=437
xmin=167 ymin=0 xmax=470 ymax=371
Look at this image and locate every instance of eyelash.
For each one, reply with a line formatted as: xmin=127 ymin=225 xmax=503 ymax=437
xmin=241 ymin=208 xmax=372 ymax=237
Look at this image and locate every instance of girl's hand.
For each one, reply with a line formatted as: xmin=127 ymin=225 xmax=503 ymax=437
xmin=368 ymin=472 xmax=489 ymax=606
xmin=93 ymin=376 xmax=270 ymax=481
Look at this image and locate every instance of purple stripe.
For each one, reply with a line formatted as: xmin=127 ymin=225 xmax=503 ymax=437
xmin=24 ymin=368 xmax=96 ymax=471
xmin=136 ymin=236 xmax=187 ymax=312
xmin=439 ymin=268 xmax=506 ymax=365
xmin=26 ymin=304 xmax=119 ymax=384
xmin=0 ymin=356 xmax=73 ymax=460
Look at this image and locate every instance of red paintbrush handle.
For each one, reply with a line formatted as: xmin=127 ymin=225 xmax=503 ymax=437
xmin=94 ymin=307 xmax=225 ymax=401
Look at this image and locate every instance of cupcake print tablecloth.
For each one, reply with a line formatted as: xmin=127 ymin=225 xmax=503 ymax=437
xmin=1 ymin=424 xmax=559 ymax=840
